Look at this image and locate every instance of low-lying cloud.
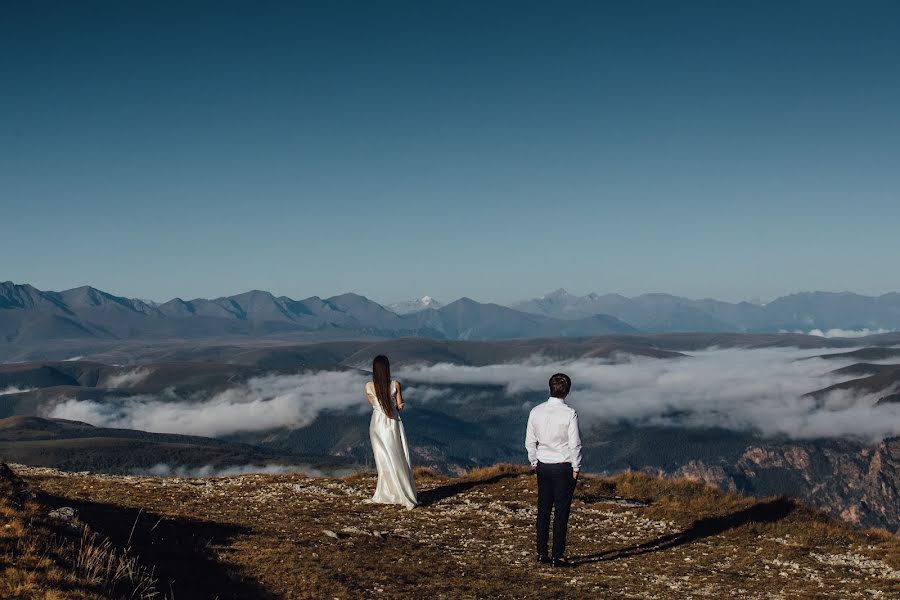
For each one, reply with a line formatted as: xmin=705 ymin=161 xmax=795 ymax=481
xmin=400 ymin=348 xmax=900 ymax=441
xmin=807 ymin=328 xmax=894 ymax=339
xmin=103 ymin=368 xmax=150 ymax=389
xmin=44 ymin=347 xmax=900 ymax=442
xmin=0 ymin=386 xmax=35 ymax=396
xmin=48 ymin=370 xmax=370 ymax=436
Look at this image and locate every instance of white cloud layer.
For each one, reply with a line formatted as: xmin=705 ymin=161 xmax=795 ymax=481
xmin=45 ymin=348 xmax=900 ymax=442
xmin=403 ymin=348 xmax=900 ymax=440
xmin=807 ymin=328 xmax=894 ymax=338
xmin=102 ymin=368 xmax=150 ymax=389
xmin=47 ymin=370 xmax=370 ymax=436
xmin=0 ymin=386 xmax=35 ymax=396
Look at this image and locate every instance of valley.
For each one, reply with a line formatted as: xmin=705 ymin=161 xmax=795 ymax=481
xmin=2 ymin=334 xmax=900 ymax=532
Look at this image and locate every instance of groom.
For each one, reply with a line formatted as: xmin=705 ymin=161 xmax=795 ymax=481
xmin=525 ymin=373 xmax=582 ymax=568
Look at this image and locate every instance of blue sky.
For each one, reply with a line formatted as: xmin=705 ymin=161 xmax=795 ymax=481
xmin=2 ymin=1 xmax=899 ymax=304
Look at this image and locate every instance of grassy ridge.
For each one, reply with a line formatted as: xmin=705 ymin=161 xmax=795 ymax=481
xmin=7 ymin=463 xmax=900 ymax=599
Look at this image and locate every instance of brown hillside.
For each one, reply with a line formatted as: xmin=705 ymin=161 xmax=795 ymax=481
xmin=4 ymin=463 xmax=900 ymax=599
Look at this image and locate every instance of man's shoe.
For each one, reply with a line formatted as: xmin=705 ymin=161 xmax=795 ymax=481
xmin=537 ymin=554 xmax=551 ymax=565
xmin=551 ymin=557 xmax=575 ymax=568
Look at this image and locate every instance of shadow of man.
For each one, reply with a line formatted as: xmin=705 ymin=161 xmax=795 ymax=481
xmin=574 ymin=497 xmax=797 ymax=565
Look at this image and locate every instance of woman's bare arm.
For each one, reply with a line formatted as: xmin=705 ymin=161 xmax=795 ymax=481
xmin=364 ymin=382 xmax=375 ymax=407
xmin=395 ymin=381 xmax=405 ymax=410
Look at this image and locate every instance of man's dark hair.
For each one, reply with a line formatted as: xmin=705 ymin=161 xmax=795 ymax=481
xmin=549 ymin=373 xmax=571 ymax=399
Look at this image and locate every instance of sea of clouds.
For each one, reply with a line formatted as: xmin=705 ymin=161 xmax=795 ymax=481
xmin=45 ymin=347 xmax=900 ymax=442
xmin=47 ymin=370 xmax=371 ymax=437
xmin=400 ymin=348 xmax=900 ymax=440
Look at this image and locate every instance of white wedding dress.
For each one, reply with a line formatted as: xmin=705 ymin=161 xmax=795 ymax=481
xmin=366 ymin=380 xmax=418 ymax=509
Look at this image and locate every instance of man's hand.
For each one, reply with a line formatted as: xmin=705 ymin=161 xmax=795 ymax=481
xmin=572 ymin=471 xmax=579 ymax=481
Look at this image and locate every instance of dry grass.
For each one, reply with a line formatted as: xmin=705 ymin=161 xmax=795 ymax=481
xmin=0 ymin=464 xmax=162 ymax=600
xmin=11 ymin=462 xmax=900 ymax=599
xmin=72 ymin=527 xmax=160 ymax=598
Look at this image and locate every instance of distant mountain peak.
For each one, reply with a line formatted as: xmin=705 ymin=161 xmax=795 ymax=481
xmin=387 ymin=295 xmax=444 ymax=315
xmin=536 ymin=289 xmax=609 ymax=303
xmin=226 ymin=289 xmax=278 ymax=301
xmin=327 ymin=292 xmax=372 ymax=303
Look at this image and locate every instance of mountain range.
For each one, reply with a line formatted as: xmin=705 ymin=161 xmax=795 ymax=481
xmin=0 ymin=282 xmax=634 ymax=357
xmin=511 ymin=288 xmax=900 ymax=333
xmin=3 ymin=282 xmax=900 ymax=360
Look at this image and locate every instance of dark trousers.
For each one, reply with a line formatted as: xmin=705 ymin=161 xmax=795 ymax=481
xmin=536 ymin=461 xmax=576 ymax=559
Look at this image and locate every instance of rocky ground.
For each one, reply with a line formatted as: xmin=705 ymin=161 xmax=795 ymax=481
xmin=6 ymin=463 xmax=900 ymax=599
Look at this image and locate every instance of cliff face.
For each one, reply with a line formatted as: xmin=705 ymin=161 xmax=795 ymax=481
xmin=667 ymin=437 xmax=900 ymax=532
xmin=7 ymin=463 xmax=900 ymax=599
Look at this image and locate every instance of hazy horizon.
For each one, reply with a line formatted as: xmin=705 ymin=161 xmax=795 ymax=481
xmin=3 ymin=1 xmax=899 ymax=304
xmin=5 ymin=278 xmax=900 ymax=308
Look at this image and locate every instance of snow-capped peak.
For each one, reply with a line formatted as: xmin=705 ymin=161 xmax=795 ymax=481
xmin=387 ymin=295 xmax=444 ymax=315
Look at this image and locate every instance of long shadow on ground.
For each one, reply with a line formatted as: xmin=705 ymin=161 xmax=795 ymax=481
xmin=574 ymin=497 xmax=797 ymax=565
xmin=36 ymin=491 xmax=274 ymax=600
xmin=418 ymin=472 xmax=520 ymax=506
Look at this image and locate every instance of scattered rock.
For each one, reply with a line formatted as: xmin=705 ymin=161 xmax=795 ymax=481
xmin=338 ymin=526 xmax=389 ymax=539
xmin=581 ymin=495 xmax=649 ymax=508
xmin=49 ymin=506 xmax=78 ymax=521
xmin=12 ymin=463 xmax=900 ymax=598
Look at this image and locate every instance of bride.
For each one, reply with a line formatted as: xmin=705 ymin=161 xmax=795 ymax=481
xmin=365 ymin=354 xmax=418 ymax=509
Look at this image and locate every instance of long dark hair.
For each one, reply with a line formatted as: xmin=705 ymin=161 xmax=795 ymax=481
xmin=372 ymin=355 xmax=394 ymax=416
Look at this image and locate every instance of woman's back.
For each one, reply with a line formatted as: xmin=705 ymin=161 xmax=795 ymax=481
xmin=366 ymin=380 xmax=398 ymax=416
xmin=366 ymin=375 xmax=417 ymax=508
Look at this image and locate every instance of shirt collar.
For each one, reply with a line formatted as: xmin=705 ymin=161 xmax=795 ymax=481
xmin=548 ymin=396 xmax=566 ymax=403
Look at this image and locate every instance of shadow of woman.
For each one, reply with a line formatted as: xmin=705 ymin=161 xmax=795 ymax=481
xmin=36 ymin=490 xmax=276 ymax=600
xmin=417 ymin=471 xmax=520 ymax=507
xmin=573 ymin=497 xmax=797 ymax=565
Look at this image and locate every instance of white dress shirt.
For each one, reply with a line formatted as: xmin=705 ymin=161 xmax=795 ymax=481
xmin=525 ymin=397 xmax=583 ymax=472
